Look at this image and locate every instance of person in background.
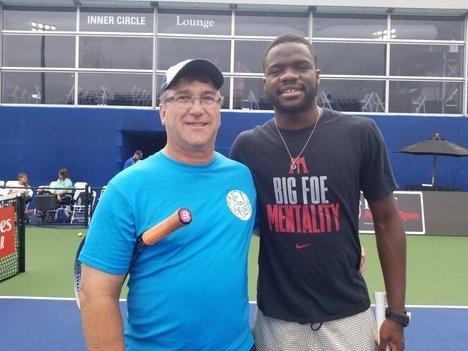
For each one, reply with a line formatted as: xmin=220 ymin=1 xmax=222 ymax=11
xmin=54 ymin=168 xmax=73 ymax=205
xmin=79 ymin=59 xmax=256 ymax=351
xmin=231 ymin=33 xmax=407 ymax=351
xmin=124 ymin=150 xmax=143 ymax=169
xmin=8 ymin=172 xmax=33 ymax=204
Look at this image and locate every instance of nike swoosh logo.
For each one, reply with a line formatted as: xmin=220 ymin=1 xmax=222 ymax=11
xmin=295 ymin=243 xmax=311 ymax=250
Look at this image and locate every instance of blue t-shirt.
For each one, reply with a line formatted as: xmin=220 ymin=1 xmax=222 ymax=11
xmin=80 ymin=151 xmax=256 ymax=351
xmin=55 ymin=178 xmax=73 ymax=195
xmin=123 ymin=157 xmax=135 ymax=169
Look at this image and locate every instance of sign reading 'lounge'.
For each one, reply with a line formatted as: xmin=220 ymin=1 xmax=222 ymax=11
xmin=175 ymin=15 xmax=215 ymax=29
xmin=158 ymin=12 xmax=229 ymax=35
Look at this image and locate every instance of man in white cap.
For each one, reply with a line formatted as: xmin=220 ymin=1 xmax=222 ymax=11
xmin=79 ymin=59 xmax=257 ymax=351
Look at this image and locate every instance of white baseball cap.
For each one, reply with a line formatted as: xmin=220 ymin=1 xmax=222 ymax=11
xmin=161 ymin=59 xmax=224 ymax=93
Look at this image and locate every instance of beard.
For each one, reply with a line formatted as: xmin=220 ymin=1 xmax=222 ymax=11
xmin=267 ymin=84 xmax=318 ymax=114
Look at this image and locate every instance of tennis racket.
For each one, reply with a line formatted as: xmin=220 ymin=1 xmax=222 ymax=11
xmin=73 ymin=208 xmax=192 ymax=309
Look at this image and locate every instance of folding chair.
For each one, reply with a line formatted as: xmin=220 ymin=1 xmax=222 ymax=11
xmin=74 ymin=182 xmax=88 ymax=191
xmin=70 ymin=190 xmax=96 ymax=224
xmin=4 ymin=181 xmax=16 ymax=197
xmin=71 ymin=182 xmax=88 ymax=208
xmin=4 ymin=180 xmax=32 ymax=212
xmin=5 ymin=180 xmax=18 ymax=192
xmin=0 ymin=180 xmax=15 ymax=202
xmin=49 ymin=181 xmax=57 ymax=191
xmin=70 ymin=182 xmax=96 ymax=224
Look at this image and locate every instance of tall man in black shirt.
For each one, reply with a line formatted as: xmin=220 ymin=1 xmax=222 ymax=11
xmin=231 ymin=34 xmax=407 ymax=351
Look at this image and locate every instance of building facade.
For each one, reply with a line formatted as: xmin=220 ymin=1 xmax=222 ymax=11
xmin=1 ymin=1 xmax=467 ymax=114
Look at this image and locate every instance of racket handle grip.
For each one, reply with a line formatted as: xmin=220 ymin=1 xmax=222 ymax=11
xmin=141 ymin=208 xmax=192 ymax=246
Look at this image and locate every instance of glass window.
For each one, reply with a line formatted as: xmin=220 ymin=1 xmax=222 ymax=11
xmin=158 ymin=10 xmax=231 ymax=35
xmin=79 ymin=37 xmax=152 ymax=69
xmin=78 ymin=73 xmax=152 ymax=106
xmin=391 ymin=16 xmax=464 ymax=40
xmin=3 ymin=35 xmax=75 ymax=67
xmin=80 ymin=8 xmax=153 ymax=32
xmin=2 ymin=72 xmax=74 ymax=104
xmin=390 ymin=44 xmax=463 ymax=77
xmin=389 ymin=81 xmax=462 ymax=114
xmin=235 ymin=11 xmax=308 ymax=36
xmin=3 ymin=7 xmax=76 ymax=31
xmin=318 ymin=80 xmax=385 ymax=112
xmin=157 ymin=38 xmax=230 ymax=72
xmin=313 ymin=14 xmax=386 ymax=39
xmin=313 ymin=43 xmax=385 ymax=75
xmin=234 ymin=41 xmax=270 ymax=73
xmin=233 ymin=77 xmax=271 ymax=110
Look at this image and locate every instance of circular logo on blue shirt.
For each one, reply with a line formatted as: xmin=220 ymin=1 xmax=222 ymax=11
xmin=226 ymin=190 xmax=252 ymax=221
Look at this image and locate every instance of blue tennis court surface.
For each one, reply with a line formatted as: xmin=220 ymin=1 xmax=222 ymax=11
xmin=1 ymin=297 xmax=467 ymax=351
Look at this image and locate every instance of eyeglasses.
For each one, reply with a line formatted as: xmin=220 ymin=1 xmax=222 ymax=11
xmin=163 ymin=94 xmax=223 ymax=107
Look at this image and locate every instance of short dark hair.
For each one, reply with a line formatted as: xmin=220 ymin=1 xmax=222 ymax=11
xmin=262 ymin=33 xmax=317 ymax=73
xmin=135 ymin=150 xmax=143 ymax=157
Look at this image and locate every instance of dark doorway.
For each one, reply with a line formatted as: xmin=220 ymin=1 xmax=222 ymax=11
xmin=121 ymin=131 xmax=166 ymax=167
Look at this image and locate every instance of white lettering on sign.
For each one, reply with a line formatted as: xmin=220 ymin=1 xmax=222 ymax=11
xmin=176 ymin=16 xmax=215 ymax=29
xmin=87 ymin=15 xmax=115 ymax=25
xmin=0 ymin=218 xmax=12 ymax=234
xmin=0 ymin=235 xmax=4 ymax=250
xmin=116 ymin=16 xmax=146 ymax=26
xmin=87 ymin=16 xmax=146 ymax=26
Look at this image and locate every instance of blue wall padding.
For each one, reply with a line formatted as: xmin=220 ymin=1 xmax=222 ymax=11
xmin=1 ymin=106 xmax=467 ymax=190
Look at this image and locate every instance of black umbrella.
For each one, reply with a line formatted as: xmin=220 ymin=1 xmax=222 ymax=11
xmin=397 ymin=133 xmax=468 ymax=187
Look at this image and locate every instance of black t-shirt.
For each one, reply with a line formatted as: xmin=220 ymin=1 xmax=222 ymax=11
xmin=230 ymin=109 xmax=397 ymax=323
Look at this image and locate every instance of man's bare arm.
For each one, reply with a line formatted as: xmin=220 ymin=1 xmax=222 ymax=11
xmin=369 ymin=193 xmax=406 ymax=351
xmin=80 ymin=264 xmax=126 ymax=351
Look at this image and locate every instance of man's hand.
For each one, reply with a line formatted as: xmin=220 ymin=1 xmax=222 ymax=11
xmin=378 ymin=318 xmax=405 ymax=350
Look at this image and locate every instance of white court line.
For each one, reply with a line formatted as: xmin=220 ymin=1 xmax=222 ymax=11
xmin=1 ymin=296 xmax=467 ymax=309
xmin=405 ymin=304 xmax=468 ymax=309
xmin=0 ymin=296 xmax=125 ymax=302
xmin=0 ymin=296 xmax=76 ymax=301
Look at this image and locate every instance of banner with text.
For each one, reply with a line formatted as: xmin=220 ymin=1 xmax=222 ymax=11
xmin=359 ymin=191 xmax=425 ymax=234
xmin=0 ymin=206 xmax=16 ymax=259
